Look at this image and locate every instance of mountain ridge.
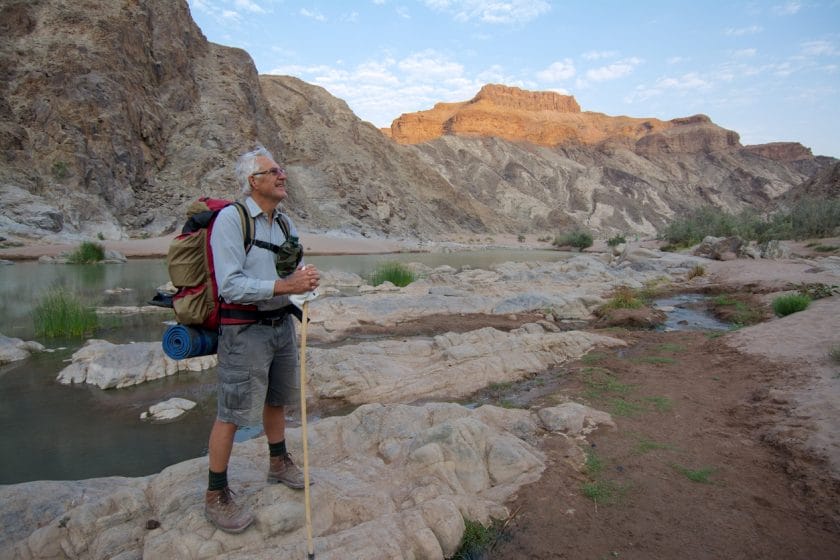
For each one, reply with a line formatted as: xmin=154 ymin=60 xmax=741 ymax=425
xmin=0 ymin=0 xmax=836 ymax=244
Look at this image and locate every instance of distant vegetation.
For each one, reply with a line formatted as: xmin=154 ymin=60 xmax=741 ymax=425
xmin=34 ymin=290 xmax=98 ymax=337
xmin=553 ymin=229 xmax=594 ymax=251
xmin=368 ymin=261 xmax=415 ymax=287
xmin=659 ymin=196 xmax=840 ymax=249
xmin=607 ymin=234 xmax=626 ymax=247
xmin=68 ymin=241 xmax=105 ymax=264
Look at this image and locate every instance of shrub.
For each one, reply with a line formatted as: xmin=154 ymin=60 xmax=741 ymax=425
xmin=596 ymin=286 xmax=645 ymax=316
xmin=33 ymin=290 xmax=98 ymax=337
xmin=368 ymin=261 xmax=415 ymax=287
xmin=452 ymin=518 xmax=498 ymax=560
xmin=828 ymin=344 xmax=840 ymax=365
xmin=517 ymin=234 xmax=526 ymax=242
xmin=795 ymin=283 xmax=839 ymax=300
xmin=772 ymin=293 xmax=811 ymax=317
xmin=687 ymin=264 xmax=706 ymax=279
xmin=68 ymin=241 xmax=105 ymax=264
xmin=658 ymin=196 xmax=840 ymax=246
xmin=553 ymin=229 xmax=593 ymax=252
xmin=607 ymin=234 xmax=626 ymax=247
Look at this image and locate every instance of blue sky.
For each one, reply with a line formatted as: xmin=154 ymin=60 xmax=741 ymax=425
xmin=188 ymin=0 xmax=840 ymax=157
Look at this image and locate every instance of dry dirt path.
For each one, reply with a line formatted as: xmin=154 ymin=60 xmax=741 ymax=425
xmin=490 ymin=328 xmax=840 ymax=559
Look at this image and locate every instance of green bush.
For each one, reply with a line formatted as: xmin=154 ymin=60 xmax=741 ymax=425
xmin=658 ymin=197 xmax=840 ymax=246
xmin=772 ymin=293 xmax=811 ymax=317
xmin=33 ymin=290 xmax=98 ymax=337
xmin=452 ymin=518 xmax=498 ymax=560
xmin=68 ymin=241 xmax=105 ymax=264
xmin=368 ymin=261 xmax=415 ymax=287
xmin=553 ymin=229 xmax=593 ymax=251
xmin=607 ymin=234 xmax=626 ymax=247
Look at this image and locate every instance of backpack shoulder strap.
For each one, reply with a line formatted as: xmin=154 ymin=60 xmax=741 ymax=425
xmin=232 ymin=202 xmax=255 ymax=253
xmin=275 ymin=212 xmax=291 ymax=239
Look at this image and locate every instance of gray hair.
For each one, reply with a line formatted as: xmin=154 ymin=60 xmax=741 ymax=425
xmin=235 ymin=145 xmax=275 ymax=196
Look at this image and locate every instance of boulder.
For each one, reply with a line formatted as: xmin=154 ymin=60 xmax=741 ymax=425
xmin=693 ymin=236 xmax=745 ymax=260
xmin=0 ymin=334 xmax=45 ymax=364
xmin=141 ymin=398 xmax=197 ymax=421
xmin=56 ymin=340 xmax=216 ymax=389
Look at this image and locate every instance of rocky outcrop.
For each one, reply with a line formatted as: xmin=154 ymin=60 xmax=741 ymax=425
xmin=0 ymin=334 xmax=45 ymax=364
xmin=742 ymin=142 xmax=814 ymax=162
xmin=259 ymin=76 xmax=491 ymax=236
xmin=56 ymin=340 xmax=216 ymax=389
xmin=0 ymin=0 xmax=283 ymax=239
xmin=0 ymin=401 xmax=615 ymax=560
xmin=389 ymin=84 xmax=680 ymax=148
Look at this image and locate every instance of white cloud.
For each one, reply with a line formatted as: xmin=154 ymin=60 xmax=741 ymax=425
xmin=772 ymin=2 xmax=801 ymax=15
xmin=733 ymin=48 xmax=757 ymax=58
xmin=268 ymin=50 xmax=506 ymax=127
xmin=372 ymin=0 xmax=387 ymax=4
xmin=724 ymin=25 xmax=762 ymax=36
xmin=300 ymin=8 xmax=326 ymax=22
xmin=667 ymin=56 xmax=689 ymax=65
xmin=537 ymin=59 xmax=576 ymax=82
xmin=396 ymin=6 xmax=411 ymax=18
xmin=801 ymin=40 xmax=840 ymax=56
xmin=585 ymin=57 xmax=641 ymax=82
xmin=582 ymin=50 xmax=618 ymax=61
xmin=234 ymin=0 xmax=265 ymax=14
xmin=398 ymin=50 xmax=465 ymax=80
xmin=625 ymin=72 xmax=712 ymax=103
xmin=422 ymin=0 xmax=551 ymax=24
xmin=221 ymin=10 xmax=242 ymax=23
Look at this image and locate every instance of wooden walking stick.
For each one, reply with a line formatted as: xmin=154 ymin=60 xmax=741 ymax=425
xmin=299 ymin=299 xmax=314 ymax=559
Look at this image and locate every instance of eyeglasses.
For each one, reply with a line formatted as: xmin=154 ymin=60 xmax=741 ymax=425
xmin=251 ymin=167 xmax=286 ymax=177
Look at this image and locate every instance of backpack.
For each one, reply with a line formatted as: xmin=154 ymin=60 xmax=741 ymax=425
xmin=166 ymin=197 xmax=303 ymax=330
xmin=167 ymin=198 xmax=253 ymax=330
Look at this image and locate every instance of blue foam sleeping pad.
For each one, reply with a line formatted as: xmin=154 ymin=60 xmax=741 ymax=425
xmin=162 ymin=324 xmax=218 ymax=360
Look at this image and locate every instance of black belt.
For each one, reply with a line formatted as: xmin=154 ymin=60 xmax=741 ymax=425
xmin=256 ymin=315 xmax=288 ymax=327
xmin=220 ymin=306 xmax=291 ymax=326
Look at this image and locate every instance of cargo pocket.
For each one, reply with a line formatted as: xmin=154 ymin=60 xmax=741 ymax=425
xmin=219 ymin=367 xmax=251 ymax=423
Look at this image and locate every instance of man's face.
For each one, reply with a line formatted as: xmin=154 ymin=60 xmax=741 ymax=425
xmin=249 ymin=156 xmax=288 ymax=203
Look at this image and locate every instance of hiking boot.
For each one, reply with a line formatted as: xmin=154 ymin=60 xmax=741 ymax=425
xmin=267 ymin=452 xmax=306 ymax=489
xmin=205 ymin=487 xmax=254 ymax=534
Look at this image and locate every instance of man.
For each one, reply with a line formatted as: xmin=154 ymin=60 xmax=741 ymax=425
xmin=205 ymin=145 xmax=320 ymax=533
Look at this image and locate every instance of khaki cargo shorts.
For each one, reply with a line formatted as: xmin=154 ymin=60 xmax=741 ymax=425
xmin=216 ymin=316 xmax=299 ymax=427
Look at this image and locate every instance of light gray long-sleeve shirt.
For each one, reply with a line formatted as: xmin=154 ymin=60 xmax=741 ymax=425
xmin=209 ymin=196 xmax=300 ymax=311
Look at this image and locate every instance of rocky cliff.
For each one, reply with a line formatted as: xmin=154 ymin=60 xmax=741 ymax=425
xmin=1 ymin=0 xmax=285 ymax=239
xmin=0 ymin=1 xmax=835 ymax=243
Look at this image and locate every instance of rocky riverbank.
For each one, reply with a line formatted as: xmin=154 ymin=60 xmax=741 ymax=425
xmin=1 ymin=240 xmax=839 ymax=559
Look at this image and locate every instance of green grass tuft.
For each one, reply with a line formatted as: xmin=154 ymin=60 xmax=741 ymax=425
xmin=609 ymin=398 xmax=645 ymax=417
xmin=33 ymin=290 xmax=98 ymax=338
xmin=633 ymin=437 xmax=674 ymax=455
xmin=772 ymin=293 xmax=811 ymax=317
xmin=67 ymin=241 xmax=105 ymax=264
xmin=672 ymin=464 xmax=716 ymax=483
xmin=368 ymin=261 xmax=415 ymax=287
xmin=452 ymin=518 xmax=498 ymax=560
xmin=645 ymin=395 xmax=673 ymax=412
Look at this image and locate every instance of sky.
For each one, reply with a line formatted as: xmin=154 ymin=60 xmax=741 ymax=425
xmin=187 ymin=0 xmax=840 ymax=157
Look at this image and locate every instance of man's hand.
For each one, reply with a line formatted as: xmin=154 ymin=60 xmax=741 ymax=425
xmin=273 ymin=264 xmax=321 ymax=296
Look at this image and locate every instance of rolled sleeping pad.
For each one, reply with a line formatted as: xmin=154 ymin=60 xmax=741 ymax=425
xmin=162 ymin=324 xmax=218 ymax=360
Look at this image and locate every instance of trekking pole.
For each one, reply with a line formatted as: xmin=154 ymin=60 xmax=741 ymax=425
xmin=299 ymin=299 xmax=315 ymax=560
